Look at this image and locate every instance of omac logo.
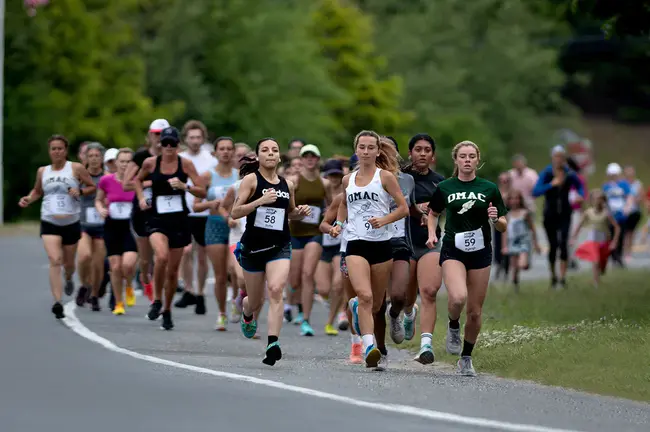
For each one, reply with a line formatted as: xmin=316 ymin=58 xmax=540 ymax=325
xmin=262 ymin=188 xmax=290 ymax=199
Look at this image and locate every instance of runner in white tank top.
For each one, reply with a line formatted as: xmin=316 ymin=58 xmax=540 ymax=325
xmin=18 ymin=135 xmax=97 ymax=320
xmin=329 ymin=131 xmax=408 ymax=370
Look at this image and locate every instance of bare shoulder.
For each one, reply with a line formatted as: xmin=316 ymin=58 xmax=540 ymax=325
xmin=341 ymin=173 xmax=352 ymax=187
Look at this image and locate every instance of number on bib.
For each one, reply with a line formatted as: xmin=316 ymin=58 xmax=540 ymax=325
xmin=109 ymin=202 xmax=133 ymax=220
xmin=454 ymin=228 xmax=485 ymax=253
xmin=85 ymin=207 xmax=104 ymax=225
xmin=254 ymin=206 xmax=285 ymax=231
xmin=156 ymin=195 xmax=184 ymax=214
xmin=355 ymin=214 xmax=384 ymax=239
xmin=301 ymin=206 xmax=321 ymax=225
xmin=44 ymin=194 xmax=75 ymax=216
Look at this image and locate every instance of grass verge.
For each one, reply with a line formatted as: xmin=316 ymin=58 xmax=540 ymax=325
xmin=0 ymin=221 xmax=39 ymax=237
xmin=394 ymin=269 xmax=650 ymax=402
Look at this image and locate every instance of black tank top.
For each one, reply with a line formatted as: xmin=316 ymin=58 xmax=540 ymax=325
xmin=241 ymin=171 xmax=291 ymax=252
xmin=150 ymin=156 xmax=189 ymax=216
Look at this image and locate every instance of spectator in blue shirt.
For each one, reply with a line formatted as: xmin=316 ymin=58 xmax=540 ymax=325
xmin=602 ymin=163 xmax=633 ymax=266
xmin=532 ymin=145 xmax=585 ymax=288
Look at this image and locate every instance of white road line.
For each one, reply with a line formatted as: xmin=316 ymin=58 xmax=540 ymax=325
xmin=61 ymin=301 xmax=582 ymax=432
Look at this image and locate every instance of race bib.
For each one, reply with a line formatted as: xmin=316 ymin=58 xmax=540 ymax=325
xmin=392 ymin=218 xmax=406 ymax=238
xmin=355 ymin=214 xmax=384 ymax=239
xmin=109 ymin=202 xmax=133 ymax=220
xmin=85 ymin=207 xmax=104 ymax=225
xmin=156 ymin=195 xmax=184 ymax=214
xmin=608 ymin=196 xmax=624 ymax=212
xmin=454 ymin=228 xmax=485 ymax=252
xmin=323 ymin=233 xmax=341 ymax=247
xmin=143 ymin=187 xmax=153 ymax=204
xmin=44 ymin=193 xmax=75 ymax=216
xmin=301 ymin=206 xmax=321 ymax=225
xmin=254 ymin=206 xmax=285 ymax=231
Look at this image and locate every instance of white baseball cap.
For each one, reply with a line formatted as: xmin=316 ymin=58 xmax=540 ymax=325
xmin=300 ymin=144 xmax=321 ymax=158
xmin=149 ymin=119 xmax=170 ymax=133
xmin=104 ymin=148 xmax=119 ymax=163
xmin=551 ymin=145 xmax=566 ymax=156
xmin=606 ymin=162 xmax=622 ymax=176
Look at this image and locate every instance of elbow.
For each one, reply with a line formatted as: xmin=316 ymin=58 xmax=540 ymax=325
xmin=398 ymin=204 xmax=409 ymax=219
xmin=319 ymin=222 xmax=328 ymax=234
xmin=230 ymin=208 xmax=242 ymax=220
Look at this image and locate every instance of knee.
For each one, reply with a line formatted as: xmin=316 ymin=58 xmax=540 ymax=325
xmin=420 ymin=284 xmax=440 ymax=304
xmin=357 ymin=290 xmax=373 ymax=307
xmin=110 ymin=261 xmax=122 ymax=275
xmin=155 ymin=250 xmax=169 ymax=266
xmin=49 ymin=255 xmax=63 ymax=267
xmin=267 ymin=283 xmax=284 ymax=300
xmin=122 ymin=262 xmax=136 ymax=276
xmin=466 ymin=307 xmax=482 ymax=324
xmin=301 ymin=267 xmax=315 ymax=283
xmin=78 ymin=251 xmax=91 ymax=265
xmin=447 ymin=290 xmax=467 ymax=310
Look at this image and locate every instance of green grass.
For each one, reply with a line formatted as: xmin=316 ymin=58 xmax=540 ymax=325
xmin=395 ymin=269 xmax=650 ymax=402
xmin=0 ymin=221 xmax=39 ymax=237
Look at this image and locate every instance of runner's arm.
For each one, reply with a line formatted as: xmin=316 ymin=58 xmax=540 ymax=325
xmin=335 ymin=175 xmax=350 ymax=227
xmin=22 ymin=167 xmax=45 ymax=205
xmin=75 ymin=163 xmax=97 ymax=196
xmin=182 ymin=158 xmax=206 ymax=199
xmin=287 ymin=179 xmax=308 ymax=220
xmin=319 ymin=193 xmax=343 ymax=234
xmin=230 ymin=174 xmax=261 ymax=220
xmin=379 ymin=171 xmax=408 ymax=226
xmin=192 ymin=172 xmax=215 ymax=213
xmin=134 ymin=158 xmax=153 ymax=204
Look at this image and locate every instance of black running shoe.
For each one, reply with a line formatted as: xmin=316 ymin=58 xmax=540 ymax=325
xmin=64 ymin=278 xmax=74 ymax=296
xmin=161 ymin=310 xmax=174 ymax=330
xmin=262 ymin=341 xmax=282 ymax=366
xmin=75 ymin=286 xmax=88 ymax=307
xmin=89 ymin=296 xmax=101 ymax=312
xmin=194 ymin=295 xmax=206 ymax=315
xmin=109 ymin=291 xmax=116 ymax=311
xmin=52 ymin=302 xmax=65 ymax=319
xmin=283 ymin=308 xmax=293 ymax=323
xmin=174 ymin=291 xmax=197 ymax=308
xmin=147 ymin=300 xmax=163 ymax=321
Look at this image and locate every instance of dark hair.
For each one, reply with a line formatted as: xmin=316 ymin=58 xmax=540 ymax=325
xmin=402 ymin=133 xmax=435 ymax=173
xmin=385 ymin=136 xmax=399 ymax=153
xmin=289 ymin=138 xmax=305 ymax=149
xmin=214 ymin=136 xmax=234 ymax=147
xmin=48 ymin=134 xmax=69 ymax=148
xmin=239 ymin=138 xmax=280 ymax=176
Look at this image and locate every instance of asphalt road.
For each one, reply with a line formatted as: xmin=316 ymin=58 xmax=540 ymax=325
xmin=2 ymin=235 xmax=649 ymax=432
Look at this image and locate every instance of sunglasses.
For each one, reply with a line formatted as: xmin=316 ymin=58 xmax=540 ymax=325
xmin=161 ymin=140 xmax=179 ymax=148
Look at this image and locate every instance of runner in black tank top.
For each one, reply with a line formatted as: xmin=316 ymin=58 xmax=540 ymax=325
xmin=231 ymin=138 xmax=311 ymax=366
xmin=135 ymin=126 xmax=205 ymax=330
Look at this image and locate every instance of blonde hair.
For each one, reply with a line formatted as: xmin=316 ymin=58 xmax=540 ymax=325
xmin=452 ymin=140 xmax=481 ymax=177
xmin=117 ymin=147 xmax=134 ymax=159
xmin=353 ymin=130 xmax=400 ymax=175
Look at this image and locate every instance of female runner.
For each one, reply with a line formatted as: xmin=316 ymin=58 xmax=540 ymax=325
xmin=19 ymin=135 xmax=96 ymax=319
xmin=330 ymin=130 xmax=408 ymax=368
xmin=425 ymin=141 xmax=508 ymax=376
xmin=231 ymin=138 xmax=310 ymax=366
xmin=135 ymin=126 xmax=205 ymax=330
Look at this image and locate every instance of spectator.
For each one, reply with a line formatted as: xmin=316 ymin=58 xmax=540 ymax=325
xmin=509 ymin=154 xmax=539 ymax=214
xmin=623 ymin=165 xmax=643 ymax=261
xmin=602 ymin=163 xmax=633 ymax=266
xmin=493 ymin=172 xmax=512 ymax=280
xmin=287 ymin=139 xmax=305 ymax=159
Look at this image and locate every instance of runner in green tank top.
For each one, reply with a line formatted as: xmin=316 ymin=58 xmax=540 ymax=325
xmin=425 ymin=141 xmax=508 ymax=377
xmin=285 ymin=144 xmax=334 ymax=336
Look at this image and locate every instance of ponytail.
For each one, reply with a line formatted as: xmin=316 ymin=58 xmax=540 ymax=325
xmin=239 ymin=156 xmax=259 ymax=178
xmin=378 ymin=136 xmax=401 ymax=175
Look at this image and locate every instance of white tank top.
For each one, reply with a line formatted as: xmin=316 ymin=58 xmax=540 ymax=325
xmin=228 ymin=179 xmax=247 ymax=245
xmin=180 ymin=149 xmax=218 ymax=217
xmin=345 ymin=168 xmax=392 ymax=242
xmin=40 ymin=161 xmax=81 ymax=226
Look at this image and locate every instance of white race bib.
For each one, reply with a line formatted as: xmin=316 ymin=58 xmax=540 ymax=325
xmin=109 ymin=202 xmax=133 ymax=220
xmin=301 ymin=206 xmax=321 ymax=225
xmin=323 ymin=233 xmax=341 ymax=247
xmin=85 ymin=207 xmax=104 ymax=225
xmin=454 ymin=228 xmax=485 ymax=252
xmin=608 ymin=196 xmax=624 ymax=212
xmin=392 ymin=218 xmax=406 ymax=238
xmin=44 ymin=193 xmax=75 ymax=216
xmin=156 ymin=195 xmax=184 ymax=214
xmin=254 ymin=206 xmax=285 ymax=231
xmin=143 ymin=187 xmax=153 ymax=203
xmin=355 ymin=214 xmax=384 ymax=239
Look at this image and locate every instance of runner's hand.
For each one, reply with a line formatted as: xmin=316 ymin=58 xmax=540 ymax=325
xmin=227 ymin=218 xmax=238 ymax=228
xmin=368 ymin=216 xmax=385 ymax=229
xmin=329 ymin=225 xmax=341 ymax=238
xmin=426 ymin=234 xmax=438 ymax=249
xmin=296 ymin=205 xmax=311 ymax=217
xmin=487 ymin=202 xmax=498 ymax=220
xmin=210 ymin=200 xmax=222 ymax=211
xmin=168 ymin=177 xmax=185 ymax=190
xmin=18 ymin=196 xmax=31 ymax=208
xmin=98 ymin=207 xmax=109 ymax=218
xmin=258 ymin=189 xmax=277 ymax=205
xmin=609 ymin=241 xmax=616 ymax=251
xmin=139 ymin=198 xmax=150 ymax=210
xmin=420 ymin=213 xmax=428 ymax=226
xmin=68 ymin=187 xmax=81 ymax=198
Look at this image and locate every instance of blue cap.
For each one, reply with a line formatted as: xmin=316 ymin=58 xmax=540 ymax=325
xmin=160 ymin=126 xmax=180 ymax=144
xmin=349 ymin=154 xmax=359 ymax=170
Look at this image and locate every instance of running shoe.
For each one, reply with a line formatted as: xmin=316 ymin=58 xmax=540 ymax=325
xmin=230 ymin=300 xmax=241 ymax=323
xmin=364 ymin=345 xmax=381 ymax=368
xmin=262 ymin=341 xmax=282 ymax=366
xmin=195 ymin=295 xmax=206 ymax=315
xmin=283 ymin=306 xmax=293 ymax=323
xmin=458 ymin=356 xmax=477 ymax=376
xmin=174 ymin=291 xmax=196 ymax=308
xmin=89 ymin=296 xmax=101 ymax=312
xmin=324 ymin=324 xmax=338 ymax=336
xmin=348 ymin=297 xmax=361 ymax=336
xmin=215 ymin=313 xmax=227 ymax=331
xmin=374 ymin=353 xmax=388 ymax=371
xmin=388 ymin=306 xmax=405 ymax=344
xmin=403 ymin=303 xmax=418 ymax=341
xmin=143 ymin=282 xmax=154 ymax=302
xmin=337 ymin=311 xmax=349 ymax=331
xmin=125 ymin=286 xmax=136 ymax=307
xmin=147 ymin=300 xmax=162 ymax=321
xmin=113 ymin=302 xmax=125 ymax=316
xmin=446 ymin=323 xmax=462 ymax=355
xmin=240 ymin=315 xmax=257 ymax=339
xmin=349 ymin=343 xmax=363 ymax=364
xmin=64 ymin=277 xmax=74 ymax=296
xmin=52 ymin=302 xmax=65 ymax=319
xmin=414 ymin=344 xmax=435 ymax=365
xmin=293 ymin=312 xmax=304 ymax=325
xmin=161 ymin=310 xmax=174 ymax=331
xmin=75 ymin=286 xmax=88 ymax=307
xmin=300 ymin=320 xmax=314 ymax=336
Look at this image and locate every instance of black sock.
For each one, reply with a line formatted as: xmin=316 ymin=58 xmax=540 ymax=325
xmin=378 ymin=346 xmax=388 ymax=356
xmin=268 ymin=335 xmax=278 ymax=346
xmin=461 ymin=339 xmax=474 ymax=357
xmin=449 ymin=317 xmax=460 ymax=329
xmin=243 ymin=312 xmax=253 ymax=322
xmin=297 ymin=303 xmax=303 ymax=314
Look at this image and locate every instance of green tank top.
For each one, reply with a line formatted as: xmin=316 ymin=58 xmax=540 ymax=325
xmin=289 ymin=174 xmax=326 ymax=237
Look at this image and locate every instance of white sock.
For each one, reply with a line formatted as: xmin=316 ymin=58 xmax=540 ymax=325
xmin=351 ymin=334 xmax=361 ymax=344
xmin=421 ymin=333 xmax=432 ymax=348
xmin=361 ymin=334 xmax=375 ymax=351
xmin=404 ymin=308 xmax=415 ymax=319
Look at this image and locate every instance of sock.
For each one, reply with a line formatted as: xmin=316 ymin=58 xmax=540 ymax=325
xmin=461 ymin=339 xmax=475 ymax=357
xmin=243 ymin=312 xmax=253 ymax=322
xmin=361 ymin=334 xmax=374 ymax=351
xmin=420 ymin=333 xmax=433 ymax=348
xmin=268 ymin=335 xmax=278 ymax=346
xmin=404 ymin=308 xmax=415 ymax=319
xmin=297 ymin=303 xmax=303 ymax=314
xmin=351 ymin=334 xmax=362 ymax=344
xmin=449 ymin=316 xmax=460 ymax=329
xmin=378 ymin=346 xmax=388 ymax=356
xmin=388 ymin=304 xmax=400 ymax=319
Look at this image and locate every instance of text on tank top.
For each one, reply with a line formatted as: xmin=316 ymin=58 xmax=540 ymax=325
xmin=41 ymin=161 xmax=81 ymax=225
xmin=241 ymin=171 xmax=291 ymax=252
xmin=150 ymin=156 xmax=189 ymax=216
xmin=345 ymin=168 xmax=392 ymax=242
xmin=289 ymin=174 xmax=326 ymax=237
xmin=80 ymin=171 xmax=104 ymax=226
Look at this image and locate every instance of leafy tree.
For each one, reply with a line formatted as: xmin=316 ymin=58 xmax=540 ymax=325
xmin=571 ymin=0 xmax=650 ymax=38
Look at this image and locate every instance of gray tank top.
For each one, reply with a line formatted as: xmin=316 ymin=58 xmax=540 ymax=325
xmin=80 ymin=171 xmax=104 ymax=227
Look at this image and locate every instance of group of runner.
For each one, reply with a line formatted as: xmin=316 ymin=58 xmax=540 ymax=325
xmin=20 ymin=119 xmax=509 ymax=376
